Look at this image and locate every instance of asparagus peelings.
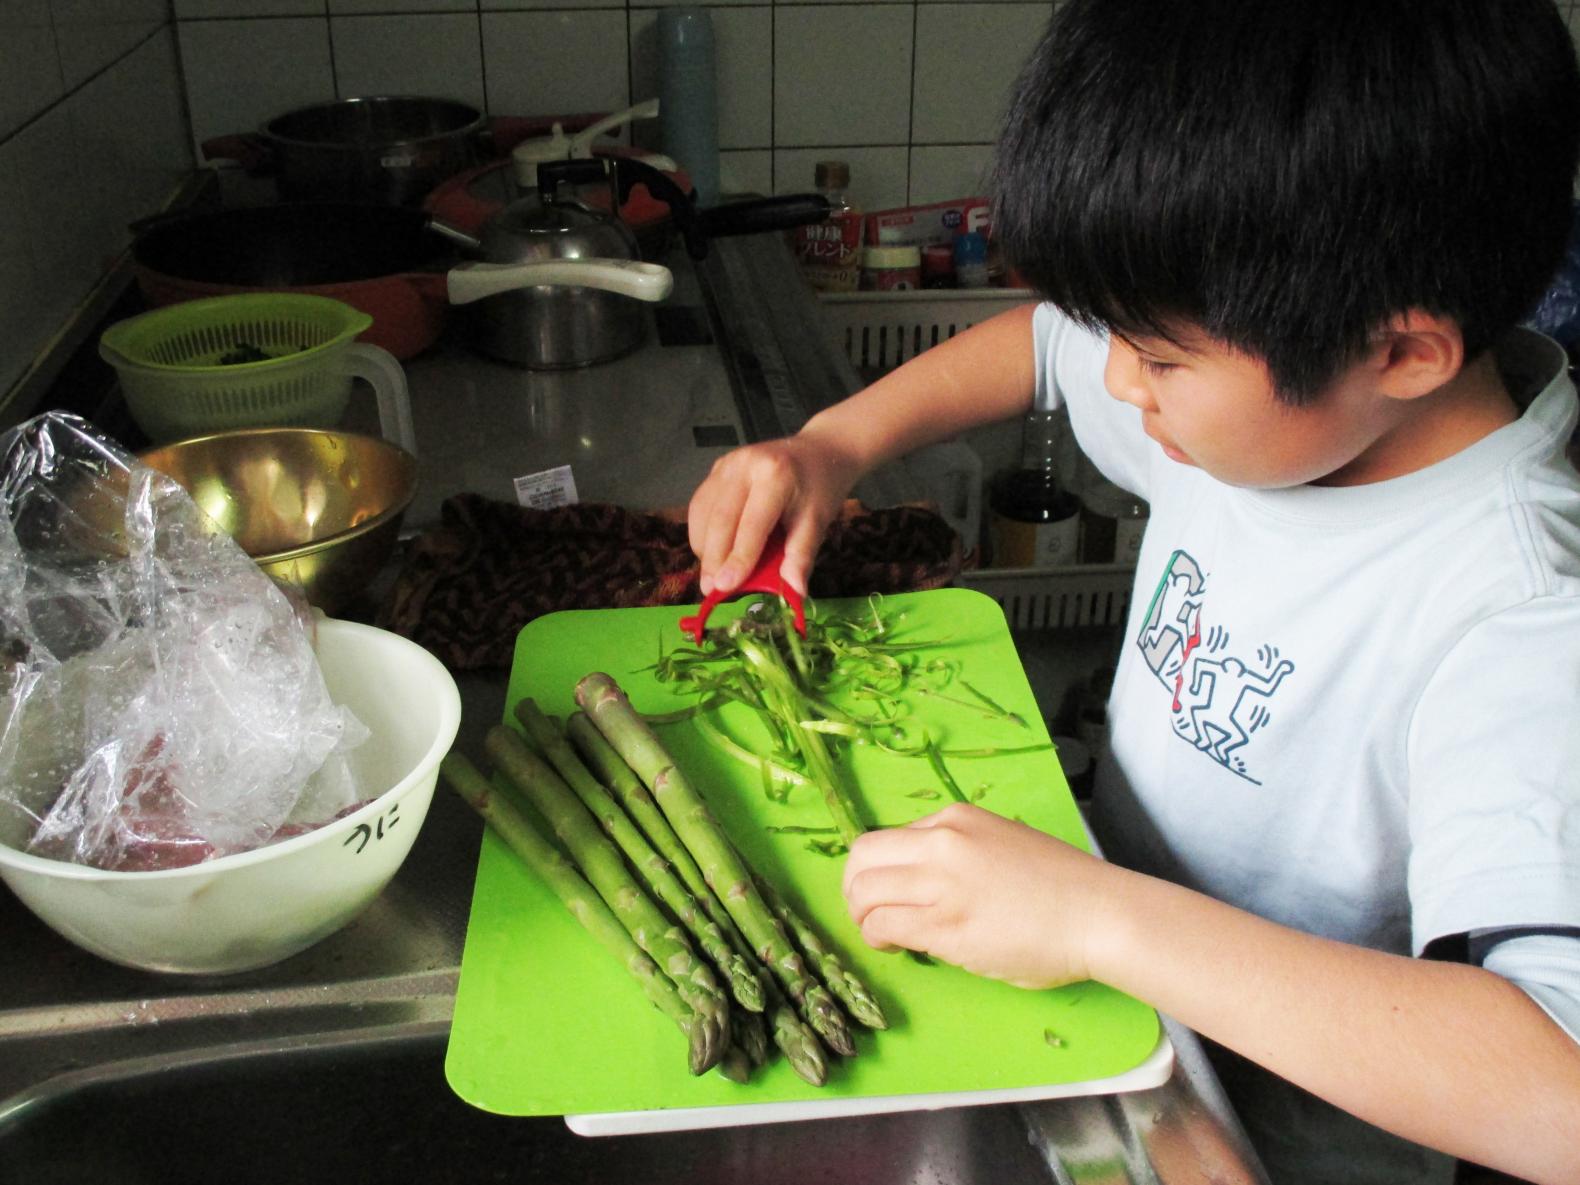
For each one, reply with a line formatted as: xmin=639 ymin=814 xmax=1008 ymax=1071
xmin=651 ymin=596 xmax=1044 ymax=844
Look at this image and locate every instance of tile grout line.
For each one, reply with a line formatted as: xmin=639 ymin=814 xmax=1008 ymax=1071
xmin=0 ymin=22 xmax=172 ymax=153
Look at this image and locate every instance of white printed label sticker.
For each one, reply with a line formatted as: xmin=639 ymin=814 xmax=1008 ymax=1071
xmin=513 ymin=465 xmax=579 ymax=510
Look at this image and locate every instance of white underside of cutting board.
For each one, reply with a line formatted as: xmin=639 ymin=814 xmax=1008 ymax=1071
xmin=564 ymin=1030 xmax=1175 ymax=1136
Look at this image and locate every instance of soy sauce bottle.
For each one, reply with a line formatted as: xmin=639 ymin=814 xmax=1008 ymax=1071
xmin=988 ymin=398 xmax=1081 ymax=568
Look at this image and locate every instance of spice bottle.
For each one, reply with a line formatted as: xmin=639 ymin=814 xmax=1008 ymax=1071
xmin=921 ymin=242 xmax=955 ymax=288
xmin=988 ymin=392 xmax=1081 ymax=568
xmin=860 ymin=244 xmax=921 ymax=290
xmin=953 ymin=230 xmax=991 ymax=288
xmin=790 ymin=160 xmax=862 ymax=292
xmin=1079 ymin=479 xmax=1150 ymax=564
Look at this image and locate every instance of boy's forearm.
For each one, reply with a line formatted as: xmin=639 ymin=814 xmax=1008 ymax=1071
xmin=1087 ymin=867 xmax=1580 ymax=1185
xmin=797 ymin=302 xmax=1040 ymax=479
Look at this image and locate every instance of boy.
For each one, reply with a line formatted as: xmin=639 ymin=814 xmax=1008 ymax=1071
xmin=686 ymin=1 xmax=1580 ymax=1181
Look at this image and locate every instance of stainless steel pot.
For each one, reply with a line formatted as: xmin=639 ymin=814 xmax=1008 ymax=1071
xmin=262 ymin=96 xmax=489 ymax=207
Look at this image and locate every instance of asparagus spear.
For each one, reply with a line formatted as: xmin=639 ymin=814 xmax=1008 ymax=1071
xmin=515 ymin=698 xmax=765 ymax=1014
xmin=732 ymin=1005 xmax=771 ymax=1066
xmin=754 ymin=871 xmax=887 ymax=1030
xmin=568 ymin=713 xmax=829 ymax=1085
xmin=568 ymin=713 xmax=725 ymax=933
xmin=439 ymin=751 xmax=714 ymax=1075
xmin=576 ymin=673 xmax=857 ymax=1058
xmin=484 ymin=725 xmax=731 ymax=1071
xmin=715 ymin=1042 xmax=753 ymax=1084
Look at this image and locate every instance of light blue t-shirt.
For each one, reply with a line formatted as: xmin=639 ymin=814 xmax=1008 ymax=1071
xmin=1033 ymin=305 xmax=1580 ymax=1185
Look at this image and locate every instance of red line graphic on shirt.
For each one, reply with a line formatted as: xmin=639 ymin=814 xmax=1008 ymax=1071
xmin=1170 ymin=615 xmax=1203 ymax=712
xmin=1136 ymin=549 xmax=1295 ymax=785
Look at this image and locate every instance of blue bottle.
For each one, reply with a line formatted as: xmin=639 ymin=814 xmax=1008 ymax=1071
xmin=657 ymin=7 xmax=720 ymax=209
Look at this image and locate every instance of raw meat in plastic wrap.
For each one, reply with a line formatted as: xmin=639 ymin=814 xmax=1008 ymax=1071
xmin=0 ymin=412 xmax=368 ymax=872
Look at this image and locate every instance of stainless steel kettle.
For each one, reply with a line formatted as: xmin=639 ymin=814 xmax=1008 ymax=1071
xmin=456 ymin=156 xmax=835 ymax=369
xmin=452 ymin=165 xmax=673 ymax=369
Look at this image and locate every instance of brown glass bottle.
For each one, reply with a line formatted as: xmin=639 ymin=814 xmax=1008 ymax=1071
xmin=988 ymin=408 xmax=1081 ymax=568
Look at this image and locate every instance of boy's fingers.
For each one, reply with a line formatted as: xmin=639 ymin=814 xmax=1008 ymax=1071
xmin=841 ymin=829 xmax=936 ymax=899
xmin=857 ymin=904 xmax=939 ymax=955
xmin=698 ymin=484 xmax=751 ymax=594
xmin=720 ymin=484 xmax=790 ymax=593
xmin=844 ymin=862 xmax=935 ymax=916
xmin=781 ymin=511 xmax=825 ymax=597
xmin=905 ymin=802 xmax=979 ymax=829
xmin=686 ymin=481 xmax=715 ymax=564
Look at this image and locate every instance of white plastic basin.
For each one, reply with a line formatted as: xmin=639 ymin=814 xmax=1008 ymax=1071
xmin=0 ymin=619 xmax=461 ymax=975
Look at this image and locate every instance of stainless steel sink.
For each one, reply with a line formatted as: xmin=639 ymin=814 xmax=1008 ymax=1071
xmin=0 ymin=1028 xmax=1059 ymax=1185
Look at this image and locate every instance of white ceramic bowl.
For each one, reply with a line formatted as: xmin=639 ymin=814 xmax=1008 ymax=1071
xmin=0 ymin=619 xmax=461 ymax=975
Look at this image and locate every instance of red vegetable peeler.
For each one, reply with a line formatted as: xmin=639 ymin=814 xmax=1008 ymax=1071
xmin=679 ymin=528 xmax=807 ymax=644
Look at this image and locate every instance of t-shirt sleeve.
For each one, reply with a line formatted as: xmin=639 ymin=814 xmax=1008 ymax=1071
xmin=1406 ymin=596 xmax=1580 ymax=953
xmin=1031 ymin=303 xmax=1153 ymax=499
xmin=1480 ymin=932 xmax=1580 ymax=1045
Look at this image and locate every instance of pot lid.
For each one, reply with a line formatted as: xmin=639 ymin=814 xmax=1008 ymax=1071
xmin=491 ymin=193 xmax=614 ymax=236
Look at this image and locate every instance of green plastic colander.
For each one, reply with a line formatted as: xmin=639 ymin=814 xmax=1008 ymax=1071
xmin=99 ymin=294 xmax=414 ymax=453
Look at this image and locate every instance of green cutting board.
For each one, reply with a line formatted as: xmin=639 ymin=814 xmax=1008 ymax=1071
xmin=446 ymin=588 xmax=1161 ymax=1126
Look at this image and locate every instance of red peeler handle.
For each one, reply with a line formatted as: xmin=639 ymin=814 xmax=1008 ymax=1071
xmin=679 ymin=528 xmax=807 ymax=644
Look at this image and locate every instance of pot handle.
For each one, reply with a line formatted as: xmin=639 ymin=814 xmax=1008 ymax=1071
xmin=445 ymin=258 xmax=675 ymax=304
xmin=538 ymin=157 xmax=711 ymax=259
xmin=200 ymin=132 xmax=274 ymax=174
xmin=699 ymin=194 xmax=832 ymax=238
xmin=332 ymin=343 xmax=418 ymax=458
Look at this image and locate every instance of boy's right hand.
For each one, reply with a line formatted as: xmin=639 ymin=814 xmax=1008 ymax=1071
xmin=687 ymin=432 xmax=860 ymax=597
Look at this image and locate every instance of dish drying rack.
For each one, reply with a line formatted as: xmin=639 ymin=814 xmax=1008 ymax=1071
xmin=819 ymin=288 xmax=1135 ymax=632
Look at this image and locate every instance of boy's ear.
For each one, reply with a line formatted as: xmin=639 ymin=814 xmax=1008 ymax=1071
xmin=1367 ymin=310 xmax=1465 ymax=401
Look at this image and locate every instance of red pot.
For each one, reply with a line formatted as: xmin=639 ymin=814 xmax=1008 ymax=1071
xmin=130 ymin=204 xmax=470 ymax=359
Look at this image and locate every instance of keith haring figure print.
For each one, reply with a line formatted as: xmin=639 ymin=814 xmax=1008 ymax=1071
xmin=1135 ymin=550 xmax=1295 ymax=784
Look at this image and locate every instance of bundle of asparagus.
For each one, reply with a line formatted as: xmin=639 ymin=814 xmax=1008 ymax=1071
xmin=440 ymin=671 xmax=887 ymax=1086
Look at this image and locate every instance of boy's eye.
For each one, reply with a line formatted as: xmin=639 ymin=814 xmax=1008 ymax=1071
xmin=1137 ymin=356 xmax=1177 ymax=375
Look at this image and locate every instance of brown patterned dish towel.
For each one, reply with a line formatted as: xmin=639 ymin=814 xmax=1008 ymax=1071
xmin=377 ymin=494 xmax=962 ymax=670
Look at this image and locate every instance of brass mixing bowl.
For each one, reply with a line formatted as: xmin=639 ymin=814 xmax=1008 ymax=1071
xmin=138 ymin=427 xmax=418 ymax=613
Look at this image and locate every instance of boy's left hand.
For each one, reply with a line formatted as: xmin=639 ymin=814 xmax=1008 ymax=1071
xmin=841 ymin=803 xmax=1115 ymax=989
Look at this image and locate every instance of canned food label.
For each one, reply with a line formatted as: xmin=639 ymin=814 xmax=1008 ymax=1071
xmin=514 ymin=464 xmax=579 ymax=510
xmin=1114 ymin=516 xmax=1147 ymax=563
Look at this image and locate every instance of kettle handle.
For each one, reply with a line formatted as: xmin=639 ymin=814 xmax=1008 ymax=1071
xmin=445 ymin=258 xmax=675 ymax=304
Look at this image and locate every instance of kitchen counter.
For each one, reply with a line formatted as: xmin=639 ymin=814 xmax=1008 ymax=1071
xmin=0 ymin=230 xmax=1268 ymax=1184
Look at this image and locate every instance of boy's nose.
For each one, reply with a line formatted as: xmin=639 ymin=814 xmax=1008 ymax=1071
xmin=1104 ymin=341 xmax=1156 ymax=411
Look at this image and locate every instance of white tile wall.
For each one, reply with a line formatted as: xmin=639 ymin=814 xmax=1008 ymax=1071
xmin=0 ymin=15 xmax=191 ymax=402
xmin=0 ymin=1 xmax=66 ymax=137
xmin=178 ymin=18 xmax=336 ymax=147
xmin=330 ymin=14 xmax=487 ymax=110
xmin=483 ymin=11 xmax=632 ymax=116
xmin=168 ymin=0 xmax=1045 ymax=208
xmin=5 ymin=0 xmax=1580 ymax=407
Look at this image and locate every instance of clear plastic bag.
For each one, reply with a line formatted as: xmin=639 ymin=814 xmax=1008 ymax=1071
xmin=0 ymin=412 xmax=367 ymax=872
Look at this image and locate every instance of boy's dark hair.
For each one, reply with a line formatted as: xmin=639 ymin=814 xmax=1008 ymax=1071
xmin=993 ymin=0 xmax=1580 ymax=404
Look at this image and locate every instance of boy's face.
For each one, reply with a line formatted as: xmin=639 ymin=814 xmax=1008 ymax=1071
xmin=1103 ymin=328 xmax=1404 ymax=488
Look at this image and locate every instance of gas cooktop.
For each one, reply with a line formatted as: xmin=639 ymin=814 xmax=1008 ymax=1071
xmin=341 ymin=232 xmax=920 ymax=535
